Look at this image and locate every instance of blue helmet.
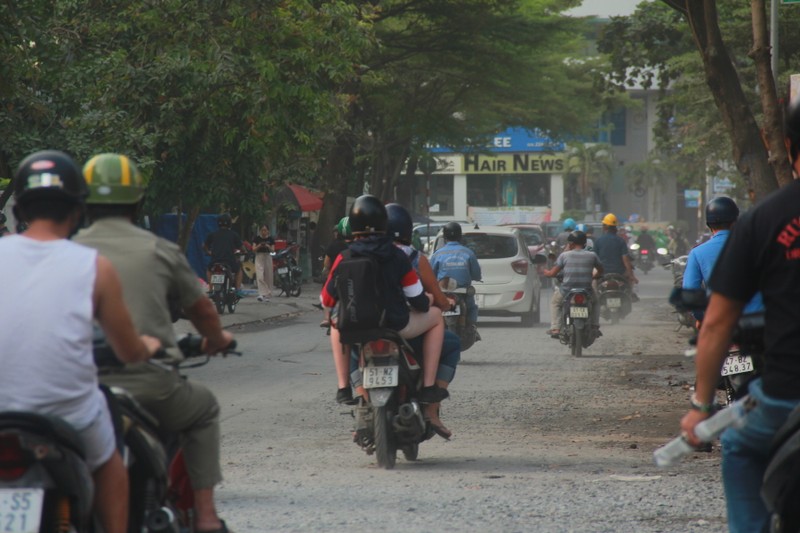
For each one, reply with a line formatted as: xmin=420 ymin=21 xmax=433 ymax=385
xmin=562 ymin=218 xmax=576 ymax=231
xmin=575 ymin=223 xmax=586 ymax=232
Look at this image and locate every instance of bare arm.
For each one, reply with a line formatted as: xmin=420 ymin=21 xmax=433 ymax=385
xmin=185 ymin=296 xmax=235 ymax=354
xmin=417 ymin=254 xmax=452 ymax=310
xmin=93 ymin=256 xmax=160 ymax=363
xmin=543 ymin=264 xmax=562 ymax=277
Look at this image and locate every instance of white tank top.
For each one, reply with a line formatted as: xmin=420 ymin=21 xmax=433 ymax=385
xmin=0 ymin=235 xmax=103 ymax=429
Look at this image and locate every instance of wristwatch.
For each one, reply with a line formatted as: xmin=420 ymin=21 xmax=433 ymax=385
xmin=689 ymin=393 xmax=714 ymax=414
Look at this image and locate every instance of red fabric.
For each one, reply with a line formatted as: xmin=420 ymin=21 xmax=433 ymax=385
xmin=287 ymin=184 xmax=323 ymax=212
xmin=167 ymin=450 xmax=195 ymax=512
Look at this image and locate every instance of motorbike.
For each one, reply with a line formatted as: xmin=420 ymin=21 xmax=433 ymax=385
xmin=629 ymin=243 xmax=655 ymax=274
xmin=345 ymin=329 xmax=435 ymax=469
xmin=438 ymin=277 xmax=479 ymax=351
xmin=558 ymin=288 xmax=598 ymax=357
xmin=595 ymin=273 xmax=633 ymax=324
xmin=208 ymin=262 xmax=239 ymax=314
xmin=272 ymin=243 xmax=302 ymax=297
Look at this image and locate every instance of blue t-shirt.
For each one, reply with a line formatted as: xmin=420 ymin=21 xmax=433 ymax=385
xmin=593 ymin=233 xmax=629 ymax=275
xmin=684 ymin=230 xmax=764 ymax=316
xmin=430 ymin=241 xmax=482 ymax=288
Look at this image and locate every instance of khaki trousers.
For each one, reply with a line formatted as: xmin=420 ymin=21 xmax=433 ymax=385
xmin=255 ymin=252 xmax=273 ymax=297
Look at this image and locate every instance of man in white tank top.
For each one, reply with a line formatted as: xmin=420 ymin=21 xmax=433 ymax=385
xmin=0 ymin=151 xmax=160 ymax=533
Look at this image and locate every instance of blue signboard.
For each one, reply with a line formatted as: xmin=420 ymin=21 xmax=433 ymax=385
xmin=428 ymin=127 xmax=564 ymax=154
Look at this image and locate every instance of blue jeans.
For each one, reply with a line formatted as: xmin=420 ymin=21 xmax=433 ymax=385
xmin=721 ymin=378 xmax=800 ymax=533
xmin=466 ymin=294 xmax=478 ymax=324
xmin=349 ymin=330 xmax=461 ymax=387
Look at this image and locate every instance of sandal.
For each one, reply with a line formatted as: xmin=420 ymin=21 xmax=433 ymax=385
xmin=547 ymin=329 xmax=560 ymax=338
xmin=197 ymin=519 xmax=232 ymax=533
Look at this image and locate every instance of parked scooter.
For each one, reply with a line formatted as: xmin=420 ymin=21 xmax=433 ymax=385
xmin=346 ymin=329 xmax=435 ymax=469
xmin=208 ymin=262 xmax=239 ymax=314
xmin=595 ymin=273 xmax=633 ymax=324
xmin=438 ymin=277 xmax=479 ymax=351
xmin=558 ymin=288 xmax=598 ymax=357
xmin=272 ymin=242 xmax=302 ymax=297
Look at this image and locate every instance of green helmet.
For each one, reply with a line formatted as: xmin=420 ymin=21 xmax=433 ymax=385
xmin=83 ymin=153 xmax=144 ymax=204
xmin=336 ymin=216 xmax=352 ymax=238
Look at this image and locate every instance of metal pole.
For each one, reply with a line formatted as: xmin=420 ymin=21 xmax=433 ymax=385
xmin=771 ymin=0 xmax=779 ymax=85
xmin=426 ymin=171 xmax=431 ymax=250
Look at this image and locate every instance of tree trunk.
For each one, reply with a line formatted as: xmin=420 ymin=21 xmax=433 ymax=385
xmin=177 ymin=206 xmax=200 ymax=252
xmin=662 ymin=0 xmax=779 ymax=200
xmin=312 ymin=134 xmax=353 ymax=269
xmin=750 ymin=0 xmax=793 ymax=187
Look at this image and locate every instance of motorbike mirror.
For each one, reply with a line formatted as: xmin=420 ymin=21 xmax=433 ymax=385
xmin=657 ymin=247 xmax=668 ymax=255
xmin=668 ymin=287 xmax=708 ymax=312
xmin=530 ymin=252 xmax=547 ymax=265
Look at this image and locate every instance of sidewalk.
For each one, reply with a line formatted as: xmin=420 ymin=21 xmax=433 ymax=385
xmin=174 ymin=282 xmax=322 ymax=334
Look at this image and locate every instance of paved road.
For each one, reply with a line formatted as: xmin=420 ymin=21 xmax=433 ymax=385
xmin=183 ymin=267 xmax=727 ymax=532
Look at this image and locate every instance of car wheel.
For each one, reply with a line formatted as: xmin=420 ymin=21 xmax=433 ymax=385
xmin=520 ymin=294 xmax=539 ymax=326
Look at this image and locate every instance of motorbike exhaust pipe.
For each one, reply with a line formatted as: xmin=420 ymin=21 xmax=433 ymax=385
xmin=144 ymin=507 xmax=180 ymax=533
xmin=393 ymin=401 xmax=425 ymax=435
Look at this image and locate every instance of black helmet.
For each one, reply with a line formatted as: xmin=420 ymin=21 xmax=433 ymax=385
xmin=0 ymin=213 xmax=5 ymax=225
xmin=14 ymin=150 xmax=87 ymax=206
xmin=217 ymin=213 xmax=232 ymax=227
xmin=442 ymin=221 xmax=462 ymax=241
xmin=386 ymin=203 xmax=413 ymax=243
xmin=568 ymin=230 xmax=587 ymax=247
xmin=349 ymin=195 xmax=387 ymax=235
xmin=705 ymin=196 xmax=739 ymax=226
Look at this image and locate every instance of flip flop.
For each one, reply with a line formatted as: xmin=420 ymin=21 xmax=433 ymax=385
xmin=198 ymin=520 xmax=232 ymax=533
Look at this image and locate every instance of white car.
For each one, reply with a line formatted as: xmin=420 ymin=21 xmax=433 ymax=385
xmin=432 ymin=225 xmax=544 ymax=325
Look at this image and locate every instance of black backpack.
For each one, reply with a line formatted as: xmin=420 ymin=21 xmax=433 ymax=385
xmin=334 ymin=249 xmax=386 ymax=341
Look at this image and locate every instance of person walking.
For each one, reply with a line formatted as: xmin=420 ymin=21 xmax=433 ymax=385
xmin=252 ymin=224 xmax=275 ymax=302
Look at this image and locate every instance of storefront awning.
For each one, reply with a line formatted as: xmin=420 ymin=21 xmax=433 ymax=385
xmin=280 ymin=183 xmax=323 ymax=212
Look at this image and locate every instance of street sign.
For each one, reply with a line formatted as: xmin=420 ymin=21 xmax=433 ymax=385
xmin=782 ymin=0 xmax=800 ymax=4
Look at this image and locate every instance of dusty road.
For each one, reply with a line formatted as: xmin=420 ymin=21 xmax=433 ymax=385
xmin=186 ymin=267 xmax=728 ymax=532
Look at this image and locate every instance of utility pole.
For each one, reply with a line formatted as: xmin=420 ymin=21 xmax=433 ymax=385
xmin=771 ymin=0 xmax=779 ymax=85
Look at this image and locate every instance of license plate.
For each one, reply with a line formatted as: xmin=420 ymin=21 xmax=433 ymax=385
xmin=475 ymin=294 xmax=484 ymax=308
xmin=442 ymin=307 xmax=461 ymax=316
xmin=570 ymin=306 xmax=588 ymax=318
xmin=363 ymin=366 xmax=399 ymax=388
xmin=0 ymin=489 xmax=44 ymax=533
xmin=210 ymin=274 xmax=225 ymax=284
xmin=277 ymin=267 xmax=288 ymax=274
xmin=721 ymin=354 xmax=754 ymax=376
xmin=606 ymin=298 xmax=621 ymax=308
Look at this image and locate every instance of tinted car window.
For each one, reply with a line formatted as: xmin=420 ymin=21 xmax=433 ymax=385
xmin=463 ymin=234 xmax=519 ymax=259
xmin=516 ymin=228 xmax=543 ymax=246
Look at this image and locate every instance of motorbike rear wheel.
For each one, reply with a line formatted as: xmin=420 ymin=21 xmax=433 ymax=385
xmin=289 ymin=278 xmax=302 ymax=297
xmin=214 ymin=297 xmax=225 ymax=315
xmin=374 ymin=406 xmax=397 ymax=469
xmin=571 ymin=326 xmax=583 ymax=357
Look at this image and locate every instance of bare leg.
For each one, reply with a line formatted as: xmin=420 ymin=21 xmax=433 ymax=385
xmin=330 ymin=327 xmax=350 ymax=389
xmin=421 ymin=313 xmax=444 ymax=387
xmin=235 ymin=269 xmax=242 ymax=290
xmin=92 ymin=452 xmax=128 ymax=533
xmin=194 ymin=488 xmax=223 ymax=531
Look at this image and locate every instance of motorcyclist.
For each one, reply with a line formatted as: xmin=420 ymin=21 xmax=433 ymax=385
xmin=683 ymin=197 xmax=764 ymax=322
xmin=321 ymin=195 xmax=449 ymax=428
xmin=74 ymin=153 xmax=235 ymax=533
xmin=204 ymin=212 xmax=244 ymax=295
xmin=575 ymin=223 xmax=594 ymax=251
xmin=0 ymin=150 xmax=161 ymax=533
xmin=555 ymin=217 xmax=577 ymax=250
xmin=679 ymin=100 xmax=800 ymax=532
xmin=430 ymin=221 xmax=482 ymax=327
xmin=593 ymin=213 xmax=638 ymax=297
xmin=543 ymin=230 xmax=603 ymax=338
xmin=635 ymin=227 xmax=657 ymax=255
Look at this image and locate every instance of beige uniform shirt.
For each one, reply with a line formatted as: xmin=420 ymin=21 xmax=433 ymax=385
xmin=75 ymin=217 xmax=205 ymax=361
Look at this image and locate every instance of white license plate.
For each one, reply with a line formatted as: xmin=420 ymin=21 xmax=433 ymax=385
xmin=277 ymin=267 xmax=288 ymax=274
xmin=442 ymin=307 xmax=461 ymax=316
xmin=363 ymin=366 xmax=399 ymax=388
xmin=570 ymin=306 xmax=589 ymax=318
xmin=475 ymin=294 xmax=484 ymax=308
xmin=0 ymin=488 xmax=44 ymax=533
xmin=210 ymin=274 xmax=225 ymax=284
xmin=721 ymin=354 xmax=754 ymax=376
xmin=606 ymin=297 xmax=621 ymax=308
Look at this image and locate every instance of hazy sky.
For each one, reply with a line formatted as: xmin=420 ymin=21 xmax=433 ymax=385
xmin=565 ymin=0 xmax=652 ymax=18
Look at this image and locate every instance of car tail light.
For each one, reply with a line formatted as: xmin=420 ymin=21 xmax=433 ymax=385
xmin=572 ymin=293 xmax=586 ymax=305
xmin=364 ymin=340 xmax=398 ymax=358
xmin=0 ymin=434 xmax=29 ymax=481
xmin=511 ymin=259 xmax=528 ymax=275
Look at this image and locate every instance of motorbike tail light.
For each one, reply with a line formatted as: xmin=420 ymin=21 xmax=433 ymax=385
xmin=641 ymin=249 xmax=649 ymax=255
xmin=572 ymin=293 xmax=586 ymax=305
xmin=364 ymin=340 xmax=399 ymax=358
xmin=211 ymin=264 xmax=225 ymax=274
xmin=0 ymin=434 xmax=29 ymax=481
xmin=604 ymin=280 xmax=619 ymax=290
xmin=511 ymin=259 xmax=528 ymax=275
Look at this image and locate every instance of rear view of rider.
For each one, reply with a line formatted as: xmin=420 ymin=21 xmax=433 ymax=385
xmin=635 ymin=227 xmax=657 ymax=255
xmin=543 ymin=230 xmax=603 ymax=338
xmin=321 ymin=195 xmax=448 ymax=408
xmin=593 ymin=213 xmax=638 ymax=295
xmin=683 ymin=197 xmax=764 ymax=322
xmin=0 ymin=150 xmax=160 ymax=533
xmin=430 ymin=222 xmax=482 ymax=327
xmin=555 ymin=217 xmax=576 ymax=250
xmin=74 ymin=153 xmax=235 ymax=533
xmin=204 ymin=213 xmax=243 ymax=295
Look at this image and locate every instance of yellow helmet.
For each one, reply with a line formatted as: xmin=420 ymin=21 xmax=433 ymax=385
xmin=602 ymin=213 xmax=618 ymax=227
xmin=83 ymin=153 xmax=144 ymax=205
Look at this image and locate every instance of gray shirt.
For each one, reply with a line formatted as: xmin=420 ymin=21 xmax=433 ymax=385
xmin=556 ymin=249 xmax=601 ymax=291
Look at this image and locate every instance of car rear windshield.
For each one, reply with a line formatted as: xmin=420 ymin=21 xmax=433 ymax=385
xmin=463 ymin=234 xmax=519 ymax=259
xmin=516 ymin=228 xmax=543 ymax=246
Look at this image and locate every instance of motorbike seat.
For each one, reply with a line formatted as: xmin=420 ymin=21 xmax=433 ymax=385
xmin=0 ymin=411 xmax=86 ymax=459
xmin=340 ymin=327 xmax=414 ymax=353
